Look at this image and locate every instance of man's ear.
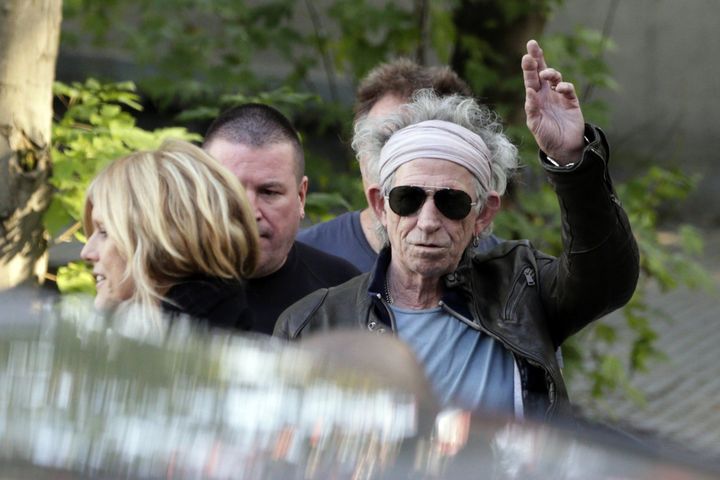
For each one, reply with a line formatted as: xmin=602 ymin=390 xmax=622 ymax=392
xmin=298 ymin=176 xmax=309 ymax=216
xmin=368 ymin=185 xmax=387 ymax=227
xmin=475 ymin=192 xmax=501 ymax=234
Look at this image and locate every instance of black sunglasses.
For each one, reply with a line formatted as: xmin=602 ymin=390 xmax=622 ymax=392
xmin=386 ymin=185 xmax=477 ymax=220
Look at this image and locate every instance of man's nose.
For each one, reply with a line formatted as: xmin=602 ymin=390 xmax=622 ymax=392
xmin=246 ymin=192 xmax=263 ymax=220
xmin=415 ymin=195 xmax=442 ymax=231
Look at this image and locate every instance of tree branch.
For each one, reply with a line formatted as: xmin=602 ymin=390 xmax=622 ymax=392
xmin=581 ymin=0 xmax=620 ymax=103
xmin=414 ymin=0 xmax=430 ymax=65
xmin=304 ymin=0 xmax=339 ymax=102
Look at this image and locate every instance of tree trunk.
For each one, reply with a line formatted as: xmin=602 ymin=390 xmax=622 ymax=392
xmin=451 ymin=0 xmax=548 ymax=122
xmin=0 ymin=0 xmax=62 ymax=290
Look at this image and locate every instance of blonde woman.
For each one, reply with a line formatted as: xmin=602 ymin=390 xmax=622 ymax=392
xmin=80 ymin=139 xmax=260 ymax=330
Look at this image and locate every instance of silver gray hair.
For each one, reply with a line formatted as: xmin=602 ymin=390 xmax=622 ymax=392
xmin=352 ymin=90 xmax=519 ymax=241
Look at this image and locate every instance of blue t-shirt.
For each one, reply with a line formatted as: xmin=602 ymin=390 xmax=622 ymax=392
xmin=393 ymin=305 xmax=515 ymax=414
xmin=298 ymin=210 xmax=504 ymax=273
xmin=297 ymin=211 xmax=376 ymax=272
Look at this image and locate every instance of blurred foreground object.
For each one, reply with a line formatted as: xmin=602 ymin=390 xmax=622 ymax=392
xmin=0 ymin=289 xmax=718 ymax=479
xmin=0 ymin=292 xmax=422 ymax=479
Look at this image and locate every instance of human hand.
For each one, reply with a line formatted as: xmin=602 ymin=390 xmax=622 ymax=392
xmin=522 ymin=39 xmax=585 ymax=165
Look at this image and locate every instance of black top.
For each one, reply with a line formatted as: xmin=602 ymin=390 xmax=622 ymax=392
xmin=246 ymin=241 xmax=360 ymax=334
xmin=161 ymin=275 xmax=252 ymax=331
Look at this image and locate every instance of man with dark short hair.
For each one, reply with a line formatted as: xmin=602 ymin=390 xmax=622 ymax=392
xmin=204 ymin=104 xmax=359 ymax=334
xmin=297 ymin=59 xmax=501 ymax=272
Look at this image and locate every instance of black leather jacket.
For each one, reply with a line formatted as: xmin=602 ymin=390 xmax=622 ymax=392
xmin=275 ymin=124 xmax=639 ymax=420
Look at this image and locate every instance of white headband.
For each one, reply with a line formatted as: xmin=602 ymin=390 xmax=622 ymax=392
xmin=378 ymin=120 xmax=493 ymax=189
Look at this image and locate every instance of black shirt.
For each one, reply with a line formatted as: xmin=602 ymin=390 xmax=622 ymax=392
xmin=246 ymin=241 xmax=360 ymax=334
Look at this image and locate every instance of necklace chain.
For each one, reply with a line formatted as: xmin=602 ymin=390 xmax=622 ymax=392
xmin=384 ymin=275 xmax=393 ymax=305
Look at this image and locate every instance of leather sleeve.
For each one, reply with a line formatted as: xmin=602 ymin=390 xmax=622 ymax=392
xmin=273 ymin=312 xmax=293 ymax=340
xmin=539 ymin=124 xmax=640 ymax=346
xmin=273 ymin=288 xmax=330 ymax=340
xmin=273 ymin=274 xmax=375 ymax=340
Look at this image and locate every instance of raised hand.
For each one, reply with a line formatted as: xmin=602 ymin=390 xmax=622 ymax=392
xmin=522 ymin=39 xmax=585 ymax=165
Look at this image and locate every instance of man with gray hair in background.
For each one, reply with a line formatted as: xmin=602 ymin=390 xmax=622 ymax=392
xmin=277 ymin=40 xmax=639 ymax=420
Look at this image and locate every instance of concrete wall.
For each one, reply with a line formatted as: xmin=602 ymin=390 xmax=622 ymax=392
xmin=546 ymin=0 xmax=720 ymax=225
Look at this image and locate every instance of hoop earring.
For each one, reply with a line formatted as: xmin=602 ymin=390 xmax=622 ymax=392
xmin=472 ymin=235 xmax=480 ymax=248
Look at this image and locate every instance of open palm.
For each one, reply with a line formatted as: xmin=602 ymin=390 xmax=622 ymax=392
xmin=522 ymin=40 xmax=585 ymax=165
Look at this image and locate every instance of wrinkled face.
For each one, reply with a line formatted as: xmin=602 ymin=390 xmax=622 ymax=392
xmin=80 ymin=208 xmax=135 ymax=311
xmin=206 ymin=139 xmax=307 ymax=278
xmin=380 ymin=159 xmax=488 ymax=281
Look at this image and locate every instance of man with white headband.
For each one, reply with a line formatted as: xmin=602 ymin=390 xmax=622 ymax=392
xmin=296 ymin=58 xmax=503 ymax=272
xmin=275 ymin=40 xmax=639 ymax=421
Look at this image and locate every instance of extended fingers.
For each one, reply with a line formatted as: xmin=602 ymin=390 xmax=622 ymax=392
xmin=523 ymin=39 xmax=551 ymax=92
xmin=522 ymin=53 xmax=541 ymax=91
xmin=526 ymin=39 xmax=547 ymax=71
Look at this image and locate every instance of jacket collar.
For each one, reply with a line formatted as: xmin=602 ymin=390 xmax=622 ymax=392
xmin=161 ymin=275 xmax=246 ymax=320
xmin=367 ymin=247 xmax=473 ymax=326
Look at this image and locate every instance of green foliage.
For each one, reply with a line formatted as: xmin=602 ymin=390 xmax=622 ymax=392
xmin=539 ymin=27 xmax=617 ymax=123
xmin=63 ymin=0 xmax=304 ymax=106
xmin=304 ymin=148 xmax=366 ymax=220
xmin=305 ymin=192 xmax=354 ymax=223
xmin=428 ymin=4 xmax=457 ymax=64
xmin=621 ymin=167 xmax=712 ymax=292
xmin=48 ymin=79 xmax=199 ymax=293
xmin=56 ymin=261 xmax=97 ymax=295
xmin=176 ymin=87 xmax=321 ymax=123
xmin=327 ymin=0 xmax=418 ymax=81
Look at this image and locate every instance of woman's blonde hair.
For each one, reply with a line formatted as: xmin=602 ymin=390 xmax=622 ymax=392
xmin=83 ymin=138 xmax=259 ymax=312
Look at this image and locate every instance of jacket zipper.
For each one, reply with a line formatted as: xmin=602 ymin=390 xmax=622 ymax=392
xmin=503 ymin=266 xmax=536 ymax=321
xmin=373 ymin=293 xmax=397 ymax=334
